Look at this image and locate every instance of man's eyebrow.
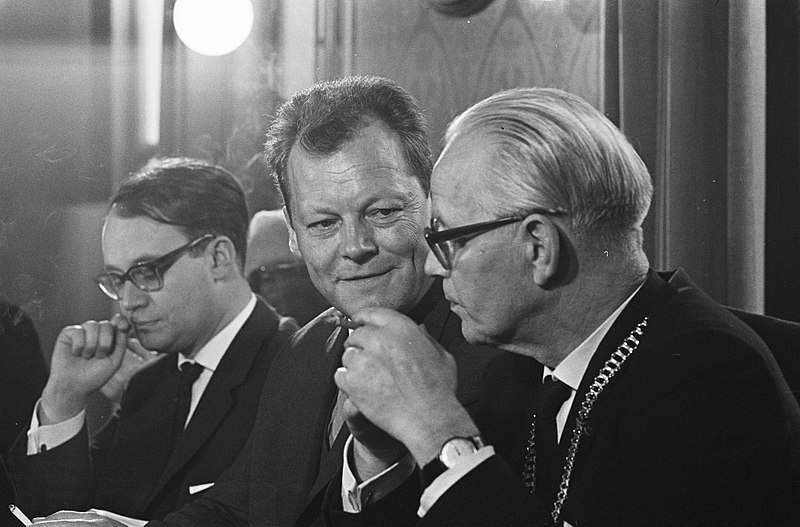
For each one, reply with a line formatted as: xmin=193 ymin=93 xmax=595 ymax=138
xmin=103 ymin=253 xmax=160 ymax=271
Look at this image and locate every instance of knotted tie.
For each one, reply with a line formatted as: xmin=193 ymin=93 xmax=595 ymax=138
xmin=174 ymin=362 xmax=204 ymax=438
xmin=524 ymin=375 xmax=572 ymax=505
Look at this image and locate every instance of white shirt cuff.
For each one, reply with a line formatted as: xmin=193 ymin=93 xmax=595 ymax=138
xmin=418 ymin=446 xmax=495 ymax=517
xmin=26 ymin=398 xmax=85 ymax=455
xmin=341 ymin=434 xmax=416 ymax=513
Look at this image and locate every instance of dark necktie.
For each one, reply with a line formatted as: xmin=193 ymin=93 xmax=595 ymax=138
xmin=174 ymin=362 xmax=204 ymax=439
xmin=326 ymin=326 xmax=350 ymax=449
xmin=524 ymin=375 xmax=572 ymax=505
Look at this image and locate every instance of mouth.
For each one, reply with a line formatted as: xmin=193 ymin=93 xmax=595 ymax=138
xmin=339 ymin=269 xmax=392 ymax=282
xmin=132 ymin=319 xmax=159 ymax=330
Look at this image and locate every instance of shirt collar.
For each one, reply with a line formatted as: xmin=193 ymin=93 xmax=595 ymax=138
xmin=546 ymin=283 xmax=644 ymax=391
xmin=177 ymin=294 xmax=257 ymax=373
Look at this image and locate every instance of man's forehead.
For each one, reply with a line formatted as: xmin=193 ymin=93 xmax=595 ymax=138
xmin=431 ymin=136 xmax=491 ymax=224
xmin=102 ymin=214 xmax=187 ymax=264
xmin=288 ymin=149 xmax=422 ymax=200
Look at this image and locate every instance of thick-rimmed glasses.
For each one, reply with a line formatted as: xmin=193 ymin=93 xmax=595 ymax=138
xmin=424 ymin=217 xmax=524 ymax=271
xmin=95 ymin=233 xmax=215 ymax=300
xmin=424 ymin=208 xmax=565 ymax=270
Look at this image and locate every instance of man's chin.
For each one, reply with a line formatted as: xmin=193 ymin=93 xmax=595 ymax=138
xmin=135 ymin=335 xmax=171 ymax=354
xmin=459 ymin=318 xmax=504 ymax=347
xmin=335 ymin=295 xmax=411 ymax=318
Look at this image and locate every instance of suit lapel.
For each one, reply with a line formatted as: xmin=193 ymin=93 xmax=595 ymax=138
xmin=297 ymin=320 xmax=349 ymax=513
xmin=559 ymin=270 xmax=674 ymax=479
xmin=258 ymin=309 xmax=347 ymax=525
xmin=145 ymin=299 xmax=277 ymax=507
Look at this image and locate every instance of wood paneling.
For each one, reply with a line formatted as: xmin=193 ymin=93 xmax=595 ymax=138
xmin=344 ymin=0 xmax=606 ymax=154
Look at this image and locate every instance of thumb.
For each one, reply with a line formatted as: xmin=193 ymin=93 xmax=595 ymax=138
xmin=127 ymin=338 xmax=161 ymax=363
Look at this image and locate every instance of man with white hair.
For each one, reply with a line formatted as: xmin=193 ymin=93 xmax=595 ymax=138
xmin=336 ymin=87 xmax=800 ymax=526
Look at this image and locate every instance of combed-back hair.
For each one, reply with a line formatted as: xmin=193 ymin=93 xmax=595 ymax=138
xmin=445 ymin=87 xmax=653 ymax=247
xmin=264 ymin=75 xmax=432 ymax=218
xmin=110 ymin=157 xmax=250 ymax=267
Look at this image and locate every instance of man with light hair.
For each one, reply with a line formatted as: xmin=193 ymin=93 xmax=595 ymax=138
xmin=34 ymin=76 xmax=499 ymax=527
xmin=336 ymin=87 xmax=800 ymax=526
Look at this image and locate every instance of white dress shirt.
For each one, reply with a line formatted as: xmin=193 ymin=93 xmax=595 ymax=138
xmin=27 ymin=294 xmax=257 ymax=455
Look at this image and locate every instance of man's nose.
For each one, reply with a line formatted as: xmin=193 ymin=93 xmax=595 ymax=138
xmin=341 ymin=220 xmax=378 ymax=263
xmin=118 ymin=280 xmax=149 ymax=311
xmin=424 ymin=249 xmax=449 ymax=277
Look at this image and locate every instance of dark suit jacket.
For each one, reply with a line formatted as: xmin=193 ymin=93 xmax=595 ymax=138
xmin=0 ymin=301 xmax=47 ymax=465
xmin=148 ymin=279 xmax=500 ymax=527
xmin=1 ymin=456 xmax=20 ymax=527
xmin=8 ymin=297 xmax=298 ymax=520
xmin=417 ymin=269 xmax=800 ymax=526
xmin=728 ymin=307 xmax=800 ymax=404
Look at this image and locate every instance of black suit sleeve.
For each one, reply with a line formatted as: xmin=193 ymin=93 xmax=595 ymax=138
xmin=418 ymin=332 xmax=800 ymax=527
xmin=0 ymin=302 xmax=47 ymax=460
xmin=7 ymin=424 xmax=95 ymax=517
xmin=322 ymin=466 xmax=422 ymax=527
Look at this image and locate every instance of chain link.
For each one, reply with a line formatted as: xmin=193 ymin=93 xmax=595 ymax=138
xmin=548 ymin=316 xmax=648 ymax=525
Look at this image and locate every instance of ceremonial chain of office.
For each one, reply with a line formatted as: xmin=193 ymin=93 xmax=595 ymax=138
xmin=524 ymin=316 xmax=649 ymax=525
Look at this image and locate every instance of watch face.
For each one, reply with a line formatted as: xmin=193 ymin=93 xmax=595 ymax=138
xmin=439 ymin=437 xmax=480 ymax=468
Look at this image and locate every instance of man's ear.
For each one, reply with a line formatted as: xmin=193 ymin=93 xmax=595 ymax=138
xmin=282 ymin=206 xmax=302 ymax=258
xmin=208 ymin=236 xmax=237 ymax=278
xmin=522 ymin=214 xmax=560 ymax=287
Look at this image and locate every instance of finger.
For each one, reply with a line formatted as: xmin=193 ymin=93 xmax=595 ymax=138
xmin=63 ymin=325 xmax=87 ymax=358
xmin=80 ymin=320 xmax=100 ymax=359
xmin=350 ymin=306 xmax=406 ymax=327
xmin=108 ymin=322 xmax=130 ymax=368
xmin=127 ymin=338 xmax=160 ymax=363
xmin=54 ymin=325 xmax=82 ymax=356
xmin=340 ymin=346 xmax=359 ymax=368
xmin=94 ymin=320 xmax=116 ymax=359
xmin=111 ymin=312 xmax=130 ymax=333
xmin=334 ymin=366 xmax=348 ymax=393
xmin=341 ymin=396 xmax=361 ymax=420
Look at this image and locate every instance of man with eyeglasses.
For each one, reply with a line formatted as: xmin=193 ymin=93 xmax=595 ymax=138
xmin=57 ymin=76 xmax=503 ymax=527
xmin=8 ymin=158 xmax=298 ymax=522
xmin=244 ymin=209 xmax=329 ymax=326
xmin=333 ymin=88 xmax=800 ymax=526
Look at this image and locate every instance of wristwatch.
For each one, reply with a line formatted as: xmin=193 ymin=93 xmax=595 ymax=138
xmin=421 ymin=434 xmax=485 ymax=486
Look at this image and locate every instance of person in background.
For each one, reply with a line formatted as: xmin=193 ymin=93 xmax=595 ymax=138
xmin=82 ymin=75 xmax=501 ymax=527
xmin=8 ymin=158 xmax=297 ymax=522
xmin=334 ymin=87 xmax=800 ymax=526
xmin=0 ymin=300 xmax=47 ymax=527
xmin=245 ymin=209 xmax=329 ymax=326
xmin=0 ymin=300 xmax=48 ymax=463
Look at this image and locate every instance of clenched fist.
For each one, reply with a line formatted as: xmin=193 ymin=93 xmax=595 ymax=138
xmin=40 ymin=314 xmax=132 ymax=425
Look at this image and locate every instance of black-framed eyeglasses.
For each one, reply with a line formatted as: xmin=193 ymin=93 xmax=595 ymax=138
xmin=95 ymin=233 xmax=215 ymax=300
xmin=424 ymin=208 xmax=564 ymax=270
xmin=247 ymin=262 xmax=308 ymax=289
xmin=424 ymin=217 xmax=523 ymax=271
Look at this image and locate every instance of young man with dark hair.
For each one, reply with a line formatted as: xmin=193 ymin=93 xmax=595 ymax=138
xmin=8 ymin=158 xmax=297 ymax=521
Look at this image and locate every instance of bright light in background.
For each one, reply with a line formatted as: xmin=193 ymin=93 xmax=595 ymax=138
xmin=173 ymin=0 xmax=254 ymax=57
xmin=135 ymin=0 xmax=164 ymax=147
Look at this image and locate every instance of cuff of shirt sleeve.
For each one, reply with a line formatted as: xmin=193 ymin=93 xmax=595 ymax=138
xmin=417 ymin=446 xmax=495 ymax=518
xmin=341 ymin=434 xmax=416 ymax=513
xmin=27 ymin=398 xmax=86 ymax=455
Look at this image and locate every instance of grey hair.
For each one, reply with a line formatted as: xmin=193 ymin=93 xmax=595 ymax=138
xmin=444 ymin=87 xmax=653 ymax=245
